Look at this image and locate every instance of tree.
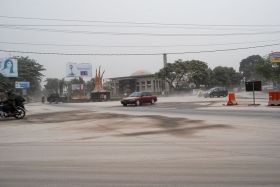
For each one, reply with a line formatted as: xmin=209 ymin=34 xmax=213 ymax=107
xmin=0 ymin=74 xmax=12 ymax=90
xmin=186 ymin=60 xmax=210 ymax=88
xmin=256 ymin=58 xmax=280 ymax=88
xmin=156 ymin=59 xmax=210 ymax=90
xmin=210 ymin=66 xmax=241 ymax=88
xmin=0 ymin=56 xmax=45 ymax=95
xmin=156 ymin=62 xmax=181 ymax=90
xmin=44 ymin=78 xmax=60 ymax=95
xmin=239 ymin=55 xmax=265 ymax=81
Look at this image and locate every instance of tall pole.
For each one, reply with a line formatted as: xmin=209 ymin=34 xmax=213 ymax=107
xmin=79 ymin=77 xmax=83 ymax=98
xmin=253 ymin=82 xmax=255 ymax=105
xmin=163 ymin=53 xmax=167 ymax=67
xmin=163 ymin=53 xmax=167 ymax=95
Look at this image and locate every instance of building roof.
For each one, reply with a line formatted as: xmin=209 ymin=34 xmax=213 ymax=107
xmin=131 ymin=70 xmax=152 ymax=76
xmin=109 ymin=70 xmax=155 ymax=80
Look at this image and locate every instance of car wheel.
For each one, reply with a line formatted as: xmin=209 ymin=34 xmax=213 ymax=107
xmin=135 ymin=100 xmax=141 ymax=106
xmin=210 ymin=94 xmax=214 ymax=98
xmin=123 ymin=103 xmax=127 ymax=107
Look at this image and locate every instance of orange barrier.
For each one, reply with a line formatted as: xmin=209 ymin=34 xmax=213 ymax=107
xmin=227 ymin=92 xmax=237 ymax=106
xmin=268 ymin=91 xmax=280 ymax=106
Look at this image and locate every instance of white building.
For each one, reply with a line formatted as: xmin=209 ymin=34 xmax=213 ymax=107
xmin=109 ymin=70 xmax=167 ymax=96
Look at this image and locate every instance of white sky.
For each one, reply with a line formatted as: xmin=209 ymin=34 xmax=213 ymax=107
xmin=0 ymin=0 xmax=280 ymax=79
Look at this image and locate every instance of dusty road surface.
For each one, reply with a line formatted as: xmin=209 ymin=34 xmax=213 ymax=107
xmin=0 ymin=97 xmax=280 ymax=187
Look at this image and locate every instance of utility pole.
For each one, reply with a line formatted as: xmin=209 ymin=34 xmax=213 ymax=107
xmin=162 ymin=53 xmax=168 ymax=95
xmin=163 ymin=53 xmax=167 ymax=67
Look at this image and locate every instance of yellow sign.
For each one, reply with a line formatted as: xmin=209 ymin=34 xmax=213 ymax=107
xmin=269 ymin=52 xmax=280 ymax=63
xmin=271 ymin=57 xmax=280 ymax=63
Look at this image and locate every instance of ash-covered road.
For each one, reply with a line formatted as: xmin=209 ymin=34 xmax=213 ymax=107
xmin=0 ymin=99 xmax=280 ymax=187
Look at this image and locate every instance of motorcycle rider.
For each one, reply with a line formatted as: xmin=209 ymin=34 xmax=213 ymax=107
xmin=41 ymin=96 xmax=45 ymax=103
xmin=4 ymin=90 xmax=17 ymax=114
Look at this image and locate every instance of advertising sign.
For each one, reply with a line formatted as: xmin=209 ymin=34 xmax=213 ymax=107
xmin=245 ymin=81 xmax=262 ymax=92
xmin=66 ymin=63 xmax=92 ymax=77
xmin=15 ymin=81 xmax=30 ymax=89
xmin=71 ymin=84 xmax=80 ymax=90
xmin=269 ymin=52 xmax=280 ymax=63
xmin=0 ymin=58 xmax=18 ymax=77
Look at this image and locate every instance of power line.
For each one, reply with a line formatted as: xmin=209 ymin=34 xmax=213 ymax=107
xmin=1 ymin=15 xmax=280 ymax=27
xmin=1 ymin=25 xmax=280 ymax=36
xmin=1 ymin=43 xmax=279 ymax=56
xmin=0 ymin=24 xmax=267 ymax=31
xmin=0 ymin=39 xmax=279 ymax=48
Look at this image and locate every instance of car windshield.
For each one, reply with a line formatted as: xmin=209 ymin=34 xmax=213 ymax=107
xmin=129 ymin=92 xmax=142 ymax=97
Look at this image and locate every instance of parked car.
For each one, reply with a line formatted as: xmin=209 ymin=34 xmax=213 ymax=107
xmin=204 ymin=87 xmax=228 ymax=98
xmin=121 ymin=91 xmax=157 ymax=106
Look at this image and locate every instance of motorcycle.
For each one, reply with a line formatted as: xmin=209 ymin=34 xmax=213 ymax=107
xmin=0 ymin=102 xmax=26 ymax=119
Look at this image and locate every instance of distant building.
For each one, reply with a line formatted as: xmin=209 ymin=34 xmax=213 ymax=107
xmin=109 ymin=70 xmax=168 ymax=96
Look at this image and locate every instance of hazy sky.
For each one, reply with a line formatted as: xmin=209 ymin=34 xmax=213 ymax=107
xmin=0 ymin=0 xmax=280 ymax=80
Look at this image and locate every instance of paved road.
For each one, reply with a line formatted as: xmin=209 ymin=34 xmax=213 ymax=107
xmin=111 ymin=103 xmax=280 ymax=119
xmin=0 ymin=101 xmax=280 ymax=187
xmin=59 ymin=101 xmax=280 ymax=124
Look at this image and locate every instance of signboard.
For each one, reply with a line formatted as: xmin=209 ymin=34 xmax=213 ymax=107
xmin=245 ymin=81 xmax=262 ymax=92
xmin=22 ymin=89 xmax=27 ymax=96
xmin=269 ymin=52 xmax=280 ymax=63
xmin=66 ymin=63 xmax=92 ymax=77
xmin=71 ymin=84 xmax=80 ymax=90
xmin=0 ymin=58 xmax=18 ymax=77
xmin=15 ymin=81 xmax=30 ymax=89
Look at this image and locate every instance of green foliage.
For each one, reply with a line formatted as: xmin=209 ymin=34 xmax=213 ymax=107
xmin=0 ymin=74 xmax=12 ymax=89
xmin=156 ymin=59 xmax=209 ymax=89
xmin=44 ymin=77 xmax=95 ymax=97
xmin=187 ymin=60 xmax=210 ymax=88
xmin=239 ymin=55 xmax=280 ymax=88
xmin=239 ymin=55 xmax=265 ymax=81
xmin=156 ymin=62 xmax=179 ymax=89
xmin=210 ymin=66 xmax=241 ymax=88
xmin=44 ymin=78 xmax=60 ymax=95
xmin=0 ymin=56 xmax=45 ymax=95
xmin=256 ymin=58 xmax=280 ymax=88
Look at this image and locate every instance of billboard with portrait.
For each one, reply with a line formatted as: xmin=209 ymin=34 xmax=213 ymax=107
xmin=66 ymin=63 xmax=92 ymax=77
xmin=0 ymin=58 xmax=18 ymax=77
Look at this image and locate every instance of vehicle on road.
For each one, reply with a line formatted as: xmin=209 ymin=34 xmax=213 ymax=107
xmin=47 ymin=93 xmax=67 ymax=103
xmin=0 ymin=95 xmax=26 ymax=119
xmin=204 ymin=87 xmax=228 ymax=98
xmin=121 ymin=91 xmax=157 ymax=106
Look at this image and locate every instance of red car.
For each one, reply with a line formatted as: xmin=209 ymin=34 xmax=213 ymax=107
xmin=121 ymin=92 xmax=157 ymax=106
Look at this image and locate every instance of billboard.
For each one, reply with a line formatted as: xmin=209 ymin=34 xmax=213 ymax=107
xmin=15 ymin=81 xmax=30 ymax=89
xmin=245 ymin=81 xmax=262 ymax=92
xmin=0 ymin=58 xmax=18 ymax=77
xmin=66 ymin=63 xmax=92 ymax=77
xmin=269 ymin=52 xmax=280 ymax=63
xmin=71 ymin=84 xmax=80 ymax=90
